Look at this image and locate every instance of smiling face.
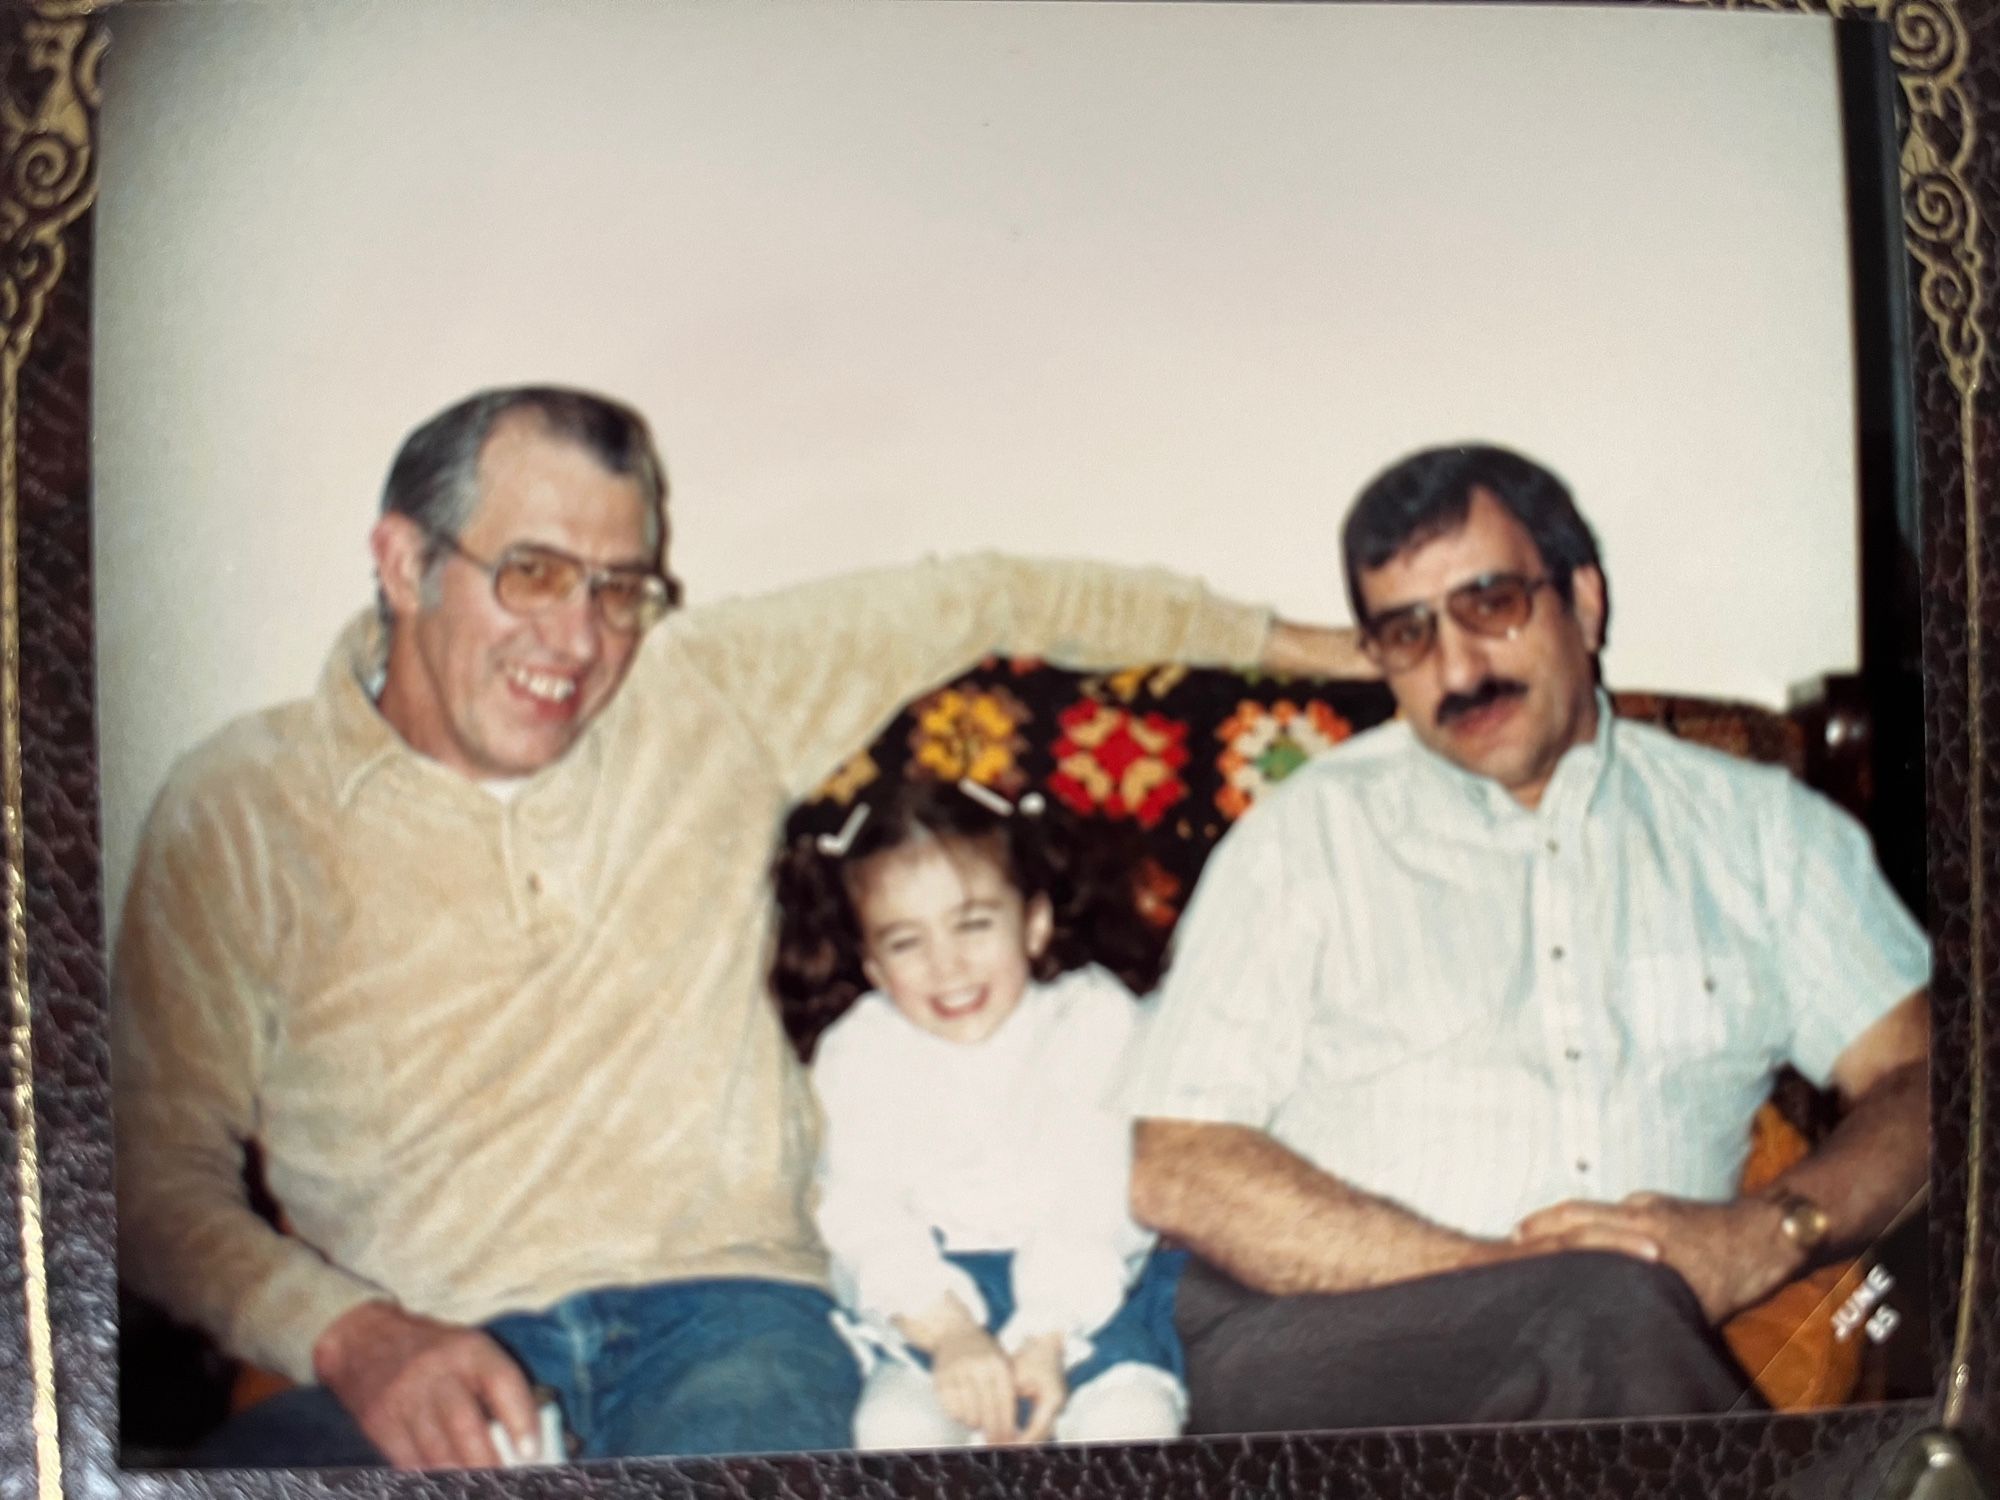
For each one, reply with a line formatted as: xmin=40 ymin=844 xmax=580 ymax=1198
xmin=1359 ymin=488 xmax=1606 ymax=809
xmin=852 ymin=835 xmax=1053 ymax=1046
xmin=372 ymin=416 xmax=655 ymax=781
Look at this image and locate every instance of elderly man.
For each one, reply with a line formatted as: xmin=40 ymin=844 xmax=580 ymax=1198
xmin=114 ymin=385 xmax=1362 ymax=1469
xmin=1127 ymin=444 xmax=1929 ymax=1433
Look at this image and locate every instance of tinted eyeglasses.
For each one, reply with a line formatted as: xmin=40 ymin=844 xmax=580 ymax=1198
xmin=1360 ymin=572 xmax=1556 ymax=672
xmin=429 ymin=532 xmax=679 ymax=634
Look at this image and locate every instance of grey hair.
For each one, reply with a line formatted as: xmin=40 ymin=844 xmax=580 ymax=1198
xmin=378 ymin=385 xmax=671 ymax=613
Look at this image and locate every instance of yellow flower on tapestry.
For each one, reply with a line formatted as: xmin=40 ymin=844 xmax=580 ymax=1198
xmin=1087 ymin=663 xmax=1187 ymax=704
xmin=907 ymin=684 xmax=1031 ymax=793
xmin=811 ymin=747 xmax=880 ymax=806
xmin=1215 ymin=699 xmax=1353 ymax=819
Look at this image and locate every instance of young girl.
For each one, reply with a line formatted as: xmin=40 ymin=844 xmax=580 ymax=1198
xmin=770 ymin=779 xmax=1187 ymax=1450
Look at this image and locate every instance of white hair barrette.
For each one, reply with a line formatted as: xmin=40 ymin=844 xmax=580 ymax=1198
xmin=816 ymin=803 xmax=870 ymax=857
xmin=957 ymin=778 xmax=1045 ymax=817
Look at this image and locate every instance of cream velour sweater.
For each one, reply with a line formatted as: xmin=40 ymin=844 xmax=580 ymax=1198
xmin=112 ymin=554 xmax=1273 ymax=1382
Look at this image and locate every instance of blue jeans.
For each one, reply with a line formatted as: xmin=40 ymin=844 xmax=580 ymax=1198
xmin=189 ymin=1278 xmax=858 ymax=1466
xmin=905 ymin=1249 xmax=1188 ymax=1388
xmin=487 ymin=1278 xmax=858 ymax=1459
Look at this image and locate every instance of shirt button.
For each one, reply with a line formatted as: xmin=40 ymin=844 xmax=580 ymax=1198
xmin=1546 ymin=839 xmax=1560 ymax=855
xmin=527 ymin=873 xmax=543 ymax=896
xmin=1704 ymin=976 xmax=1718 ymax=993
xmin=1575 ymin=1158 xmax=1590 ymax=1173
xmin=1550 ymin=944 xmax=1566 ymax=961
xmin=1564 ymin=1047 xmax=1582 ymax=1061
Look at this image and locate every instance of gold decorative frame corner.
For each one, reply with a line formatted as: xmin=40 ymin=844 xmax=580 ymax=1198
xmin=2 ymin=3 xmax=102 ymax=1498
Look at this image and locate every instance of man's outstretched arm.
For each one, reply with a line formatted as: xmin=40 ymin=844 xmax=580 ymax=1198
xmin=665 ymin=554 xmax=1372 ymax=800
xmin=1131 ymin=1118 xmax=1662 ymax=1297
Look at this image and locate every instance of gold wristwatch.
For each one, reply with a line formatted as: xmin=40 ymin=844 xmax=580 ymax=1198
xmin=1770 ymin=1189 xmax=1831 ymax=1256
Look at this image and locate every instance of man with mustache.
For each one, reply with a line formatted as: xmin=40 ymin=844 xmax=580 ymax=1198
xmin=1126 ymin=444 xmax=1930 ymax=1432
xmin=113 ymin=385 xmax=1368 ymax=1469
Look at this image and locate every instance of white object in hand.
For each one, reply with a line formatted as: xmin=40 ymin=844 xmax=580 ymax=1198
xmin=488 ymin=1400 xmax=565 ymax=1467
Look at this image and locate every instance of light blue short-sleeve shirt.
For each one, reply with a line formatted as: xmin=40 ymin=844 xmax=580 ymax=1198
xmin=1125 ymin=694 xmax=1930 ymax=1239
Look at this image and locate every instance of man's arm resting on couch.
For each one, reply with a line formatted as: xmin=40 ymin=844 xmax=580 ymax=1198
xmin=1130 ymin=1118 xmax=1662 ymax=1298
xmin=670 ymin=555 xmax=1372 ymax=801
xmin=1259 ymin=620 xmax=1374 ymax=679
xmin=1513 ymin=989 xmax=1929 ymax=1323
xmin=1762 ymin=987 xmax=1929 ymax=1254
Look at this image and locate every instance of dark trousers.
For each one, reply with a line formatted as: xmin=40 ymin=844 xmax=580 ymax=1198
xmin=1176 ymin=1249 xmax=1761 ymax=1435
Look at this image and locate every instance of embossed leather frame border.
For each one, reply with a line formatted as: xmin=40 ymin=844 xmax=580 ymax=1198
xmin=2 ymin=1 xmax=1992 ymax=1496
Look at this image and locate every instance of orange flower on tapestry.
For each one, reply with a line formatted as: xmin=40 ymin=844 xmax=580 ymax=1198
xmin=1132 ymin=856 xmax=1183 ymax=930
xmin=1049 ymin=701 xmax=1189 ymax=828
xmin=907 ymin=684 xmax=1030 ymax=792
xmin=1215 ymin=699 xmax=1353 ymax=818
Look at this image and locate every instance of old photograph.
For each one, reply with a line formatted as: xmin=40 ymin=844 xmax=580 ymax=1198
xmin=91 ymin=0 xmax=1932 ymax=1471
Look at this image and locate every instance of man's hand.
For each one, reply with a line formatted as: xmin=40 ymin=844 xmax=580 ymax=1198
xmin=1008 ymin=1333 xmax=1068 ymax=1444
xmin=931 ymin=1323 xmax=1021 ymax=1444
xmin=1260 ymin=621 xmax=1376 ymax=679
xmin=1456 ymin=1220 xmax=1664 ymax=1274
xmin=1513 ymin=1193 xmax=1795 ymax=1323
xmin=311 ymin=1300 xmax=542 ymax=1469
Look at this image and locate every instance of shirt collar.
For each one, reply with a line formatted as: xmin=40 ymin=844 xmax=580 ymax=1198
xmin=318 ymin=610 xmax=408 ymax=807
xmin=313 ymin=608 xmax=609 ymax=810
xmin=1410 ymin=685 xmax=1618 ymax=830
xmin=1538 ymin=686 xmax=1617 ymax=827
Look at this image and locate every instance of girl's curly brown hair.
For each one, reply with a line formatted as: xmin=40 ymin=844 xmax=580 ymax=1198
xmin=769 ymin=779 xmax=1167 ymax=1056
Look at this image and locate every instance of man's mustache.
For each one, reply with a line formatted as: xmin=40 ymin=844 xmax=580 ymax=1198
xmin=1436 ymin=678 xmax=1527 ymax=728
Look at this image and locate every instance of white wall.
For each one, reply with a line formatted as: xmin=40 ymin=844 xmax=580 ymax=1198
xmin=95 ymin=0 xmax=1862 ymax=934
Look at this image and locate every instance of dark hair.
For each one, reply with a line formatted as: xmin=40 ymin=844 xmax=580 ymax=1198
xmin=1342 ymin=444 xmax=1604 ymax=629
xmin=770 ymin=780 xmax=1166 ymax=1054
xmin=380 ymin=386 xmax=672 ymax=610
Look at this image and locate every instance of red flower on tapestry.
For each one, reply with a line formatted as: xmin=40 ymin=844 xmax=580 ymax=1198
xmin=1215 ymin=699 xmax=1353 ymax=819
xmin=1048 ymin=700 xmax=1189 ymax=828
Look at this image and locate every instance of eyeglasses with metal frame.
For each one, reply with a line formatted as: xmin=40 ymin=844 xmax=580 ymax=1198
xmin=1359 ymin=571 xmax=1556 ymax=672
xmin=428 ymin=531 xmax=680 ymax=634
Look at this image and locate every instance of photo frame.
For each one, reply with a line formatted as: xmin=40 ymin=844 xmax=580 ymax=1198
xmin=3 ymin=0 xmax=1995 ymax=1495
